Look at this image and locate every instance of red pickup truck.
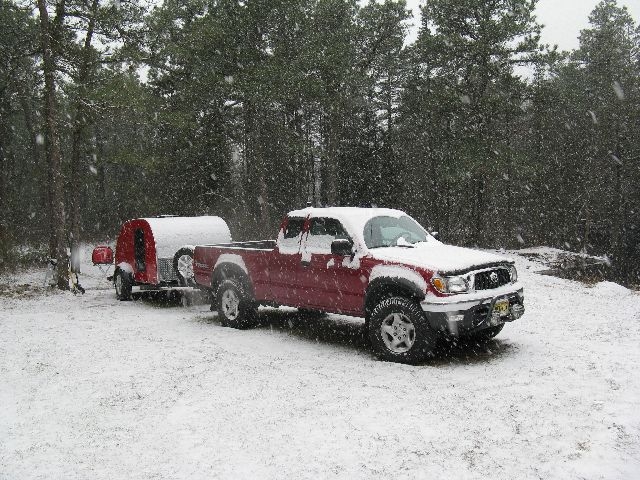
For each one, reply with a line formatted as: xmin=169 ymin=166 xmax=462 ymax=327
xmin=193 ymin=207 xmax=524 ymax=364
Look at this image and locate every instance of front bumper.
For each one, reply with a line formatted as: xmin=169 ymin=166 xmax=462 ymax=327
xmin=420 ymin=284 xmax=524 ymax=335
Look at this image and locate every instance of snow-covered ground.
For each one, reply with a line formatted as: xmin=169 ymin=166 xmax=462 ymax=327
xmin=1 ymin=247 xmax=639 ymax=479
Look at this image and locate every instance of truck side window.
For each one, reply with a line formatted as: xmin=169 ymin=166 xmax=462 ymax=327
xmin=284 ymin=218 xmax=304 ymax=239
xmin=279 ymin=217 xmax=304 ymax=254
xmin=306 ymin=218 xmax=351 ymax=253
xmin=134 ymin=228 xmax=146 ymax=271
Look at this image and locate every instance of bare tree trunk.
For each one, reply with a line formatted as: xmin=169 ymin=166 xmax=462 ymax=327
xmin=472 ymin=168 xmax=486 ymax=246
xmin=610 ymin=158 xmax=623 ymax=252
xmin=582 ymin=206 xmax=591 ymax=254
xmin=19 ymin=93 xmax=47 ymax=240
xmin=37 ymin=0 xmax=68 ymax=290
xmin=69 ymin=0 xmax=98 ymax=257
xmin=69 ymin=122 xmax=83 ymax=250
xmin=322 ymin=113 xmax=338 ymax=206
xmin=305 ymin=117 xmax=314 ymax=204
xmin=0 ymin=136 xmax=6 ymax=227
xmin=0 ymin=102 xmax=7 ymax=217
xmin=244 ymin=101 xmax=271 ymax=235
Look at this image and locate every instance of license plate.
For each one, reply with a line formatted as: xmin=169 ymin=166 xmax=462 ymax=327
xmin=494 ymin=299 xmax=510 ymax=317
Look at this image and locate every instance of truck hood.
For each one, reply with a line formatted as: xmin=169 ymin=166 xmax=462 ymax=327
xmin=367 ymin=242 xmax=512 ymax=274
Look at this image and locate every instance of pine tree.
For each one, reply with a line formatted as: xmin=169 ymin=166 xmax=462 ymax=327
xmin=401 ymin=0 xmax=542 ymax=245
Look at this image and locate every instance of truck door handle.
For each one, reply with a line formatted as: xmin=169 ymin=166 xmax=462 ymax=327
xmin=301 ymin=260 xmax=310 ymax=267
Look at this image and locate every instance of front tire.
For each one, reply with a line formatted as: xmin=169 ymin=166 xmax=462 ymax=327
xmin=115 ymin=269 xmax=133 ymax=301
xmin=368 ymin=297 xmax=437 ymax=364
xmin=215 ymin=279 xmax=258 ymax=329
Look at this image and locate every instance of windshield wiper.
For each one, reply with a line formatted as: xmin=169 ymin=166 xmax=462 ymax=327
xmin=368 ymin=243 xmax=415 ymax=249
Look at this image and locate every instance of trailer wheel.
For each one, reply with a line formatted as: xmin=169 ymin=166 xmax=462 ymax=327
xmin=115 ymin=269 xmax=133 ymax=301
xmin=173 ymin=247 xmax=195 ymax=287
xmin=215 ymin=279 xmax=258 ymax=329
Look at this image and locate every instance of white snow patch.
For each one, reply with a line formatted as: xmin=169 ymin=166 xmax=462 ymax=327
xmin=369 ymin=264 xmax=427 ymax=292
xmin=117 ymin=261 xmax=133 ymax=274
xmin=213 ymin=253 xmax=248 ymax=274
xmin=341 ymin=254 xmax=361 ymax=270
xmin=590 ymin=281 xmax=631 ymax=297
xmin=276 ymin=227 xmax=302 ymax=255
xmin=369 ymin=242 xmax=511 ymax=273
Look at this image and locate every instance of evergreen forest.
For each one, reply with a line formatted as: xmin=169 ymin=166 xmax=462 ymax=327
xmin=1 ymin=0 xmax=639 ymax=287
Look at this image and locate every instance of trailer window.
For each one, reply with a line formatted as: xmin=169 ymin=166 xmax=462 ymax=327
xmin=134 ymin=228 xmax=146 ymax=271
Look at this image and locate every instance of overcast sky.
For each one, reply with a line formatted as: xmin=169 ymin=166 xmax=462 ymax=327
xmin=404 ymin=0 xmax=640 ymax=52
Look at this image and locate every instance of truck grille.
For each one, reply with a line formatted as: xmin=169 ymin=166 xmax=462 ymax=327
xmin=157 ymin=257 xmax=177 ymax=282
xmin=474 ymin=268 xmax=511 ymax=290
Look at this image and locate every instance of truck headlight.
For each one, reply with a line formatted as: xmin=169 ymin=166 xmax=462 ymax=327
xmin=431 ymin=274 xmax=469 ymax=294
xmin=509 ymin=265 xmax=518 ymax=283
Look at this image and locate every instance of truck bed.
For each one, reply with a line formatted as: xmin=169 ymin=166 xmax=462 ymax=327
xmin=193 ymin=241 xmax=279 ymax=297
xmin=200 ymin=240 xmax=276 ymax=251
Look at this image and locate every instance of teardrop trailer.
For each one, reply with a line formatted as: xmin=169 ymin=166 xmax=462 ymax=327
xmin=92 ymin=216 xmax=231 ymax=300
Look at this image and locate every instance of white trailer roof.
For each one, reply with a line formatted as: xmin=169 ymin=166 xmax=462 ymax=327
xmin=143 ymin=216 xmax=231 ymax=258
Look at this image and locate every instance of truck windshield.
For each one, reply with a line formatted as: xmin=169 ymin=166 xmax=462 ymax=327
xmin=363 ymin=215 xmax=429 ymax=248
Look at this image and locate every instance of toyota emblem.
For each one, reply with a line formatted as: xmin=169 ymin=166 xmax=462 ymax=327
xmin=490 ymin=271 xmax=499 ymax=283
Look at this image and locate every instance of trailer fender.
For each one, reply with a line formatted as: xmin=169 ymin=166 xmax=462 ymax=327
xmin=116 ymin=262 xmax=134 ymax=275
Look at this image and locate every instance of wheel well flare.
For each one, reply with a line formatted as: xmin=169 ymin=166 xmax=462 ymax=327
xmin=211 ymin=263 xmax=253 ymax=295
xmin=365 ymin=278 xmax=425 ymax=315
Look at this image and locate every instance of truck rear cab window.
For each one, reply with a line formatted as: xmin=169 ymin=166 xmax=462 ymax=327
xmin=279 ymin=217 xmax=304 ymax=253
xmin=134 ymin=228 xmax=146 ymax=271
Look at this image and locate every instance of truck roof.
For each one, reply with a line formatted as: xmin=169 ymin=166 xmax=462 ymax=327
xmin=286 ymin=207 xmax=410 ymax=244
xmin=287 ymin=206 xmax=406 ymax=221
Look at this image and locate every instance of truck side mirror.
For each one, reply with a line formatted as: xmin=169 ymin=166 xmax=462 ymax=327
xmin=92 ymin=245 xmax=114 ymax=265
xmin=430 ymin=231 xmax=440 ymax=241
xmin=331 ymin=239 xmax=353 ymax=256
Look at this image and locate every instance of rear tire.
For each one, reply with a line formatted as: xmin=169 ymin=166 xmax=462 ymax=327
xmin=115 ymin=269 xmax=133 ymax=301
xmin=215 ymin=279 xmax=258 ymax=329
xmin=173 ymin=247 xmax=195 ymax=287
xmin=368 ymin=296 xmax=437 ymax=364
